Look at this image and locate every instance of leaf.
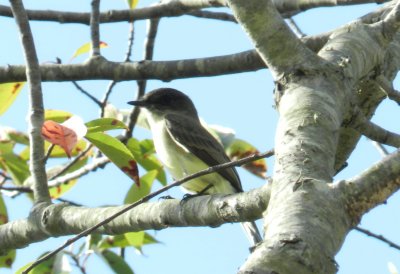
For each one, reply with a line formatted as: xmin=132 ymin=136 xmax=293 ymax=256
xmin=20 ymin=139 xmax=88 ymax=160
xmin=48 ymin=156 xmax=89 ymax=199
xmin=225 ymin=139 xmax=267 ymax=179
xmin=42 ymin=121 xmax=77 ymax=158
xmin=124 ymin=170 xmax=157 ymax=204
xmin=45 ymin=109 xmax=73 ymax=123
xmin=85 ymin=132 xmax=140 ymax=186
xmin=0 ymin=195 xmax=16 ymax=269
xmin=0 ymin=127 xmax=29 ymax=145
xmin=41 ymin=116 xmax=87 ymax=158
xmin=0 ymin=153 xmax=30 ymax=185
xmin=0 ymin=82 xmax=25 ymax=116
xmin=126 ymin=0 xmax=139 ymax=9
xmin=15 ymin=252 xmax=55 ymax=274
xmin=70 ymin=41 xmax=108 ymax=61
xmin=100 ymin=249 xmax=134 ymax=274
xmin=85 ymin=118 xmax=127 ymax=133
xmin=0 ymin=249 xmax=15 ymax=269
xmin=98 ymin=232 xmax=159 ymax=253
xmin=126 ymin=138 xmax=166 ymax=185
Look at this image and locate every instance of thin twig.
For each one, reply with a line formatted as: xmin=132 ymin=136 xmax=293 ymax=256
xmin=99 ymin=21 xmax=135 ymax=117
xmin=125 ymin=21 xmax=135 ymax=62
xmin=22 ymin=149 xmax=274 ymax=272
xmin=355 ymin=226 xmax=400 ymax=251
xmin=9 ymin=0 xmax=50 ymax=204
xmin=187 ymin=10 xmax=236 ymax=23
xmin=125 ymin=18 xmax=160 ymax=139
xmin=44 ymin=144 xmax=55 ymax=164
xmin=47 ymin=156 xmax=110 ymax=188
xmin=72 ymin=81 xmax=102 ymax=107
xmin=371 ymin=141 xmax=389 ymax=157
xmin=48 ymin=145 xmax=93 ymax=181
xmin=90 ymin=0 xmax=101 ymax=56
xmin=287 ymin=17 xmax=306 ymax=38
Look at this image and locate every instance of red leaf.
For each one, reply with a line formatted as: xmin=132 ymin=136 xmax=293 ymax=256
xmin=41 ymin=120 xmax=77 ymax=158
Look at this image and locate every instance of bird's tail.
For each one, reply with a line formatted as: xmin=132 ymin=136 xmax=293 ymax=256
xmin=240 ymin=221 xmax=262 ymax=249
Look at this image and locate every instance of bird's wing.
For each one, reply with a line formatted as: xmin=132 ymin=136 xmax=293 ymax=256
xmin=165 ymin=113 xmax=242 ymax=192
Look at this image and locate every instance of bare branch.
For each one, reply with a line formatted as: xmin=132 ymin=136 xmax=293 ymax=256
xmin=336 ymin=149 xmax=400 ymax=225
xmin=9 ymin=0 xmax=50 ymax=204
xmin=0 ymin=1 xmax=226 ymax=25
xmin=0 ymin=0 xmax=386 ymax=24
xmin=187 ymin=10 xmax=236 ymax=22
xmin=349 ymin=109 xmax=400 ymax=148
xmin=17 ymin=150 xmax=274 ymax=271
xmin=126 ymin=18 xmax=161 ymax=139
xmin=371 ymin=141 xmax=390 ymax=157
xmin=0 ymin=31 xmax=331 ymax=84
xmin=227 ymin=0 xmax=321 ymax=79
xmin=355 ymin=226 xmax=400 ymax=251
xmin=90 ymin=0 xmax=101 ymax=56
xmin=71 ymin=81 xmax=102 ymax=107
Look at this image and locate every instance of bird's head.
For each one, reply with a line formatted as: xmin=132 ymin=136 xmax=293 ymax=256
xmin=128 ymin=88 xmax=198 ymax=117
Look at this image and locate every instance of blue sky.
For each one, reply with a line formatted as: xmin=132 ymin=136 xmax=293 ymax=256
xmin=1 ymin=0 xmax=399 ymax=273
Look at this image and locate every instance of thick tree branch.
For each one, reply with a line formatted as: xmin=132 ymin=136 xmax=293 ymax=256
xmin=335 ymin=149 xmax=400 ymax=225
xmin=0 ymin=0 xmax=226 ymax=25
xmin=0 ymin=32 xmax=330 ymax=84
xmin=9 ymin=0 xmax=50 ymax=204
xmin=227 ymin=0 xmax=321 ymax=79
xmin=0 ymin=0 xmax=385 ymax=24
xmin=0 ymin=184 xmax=270 ymax=254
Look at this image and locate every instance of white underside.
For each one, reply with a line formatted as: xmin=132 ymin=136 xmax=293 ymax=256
xmin=143 ymin=109 xmax=236 ymax=194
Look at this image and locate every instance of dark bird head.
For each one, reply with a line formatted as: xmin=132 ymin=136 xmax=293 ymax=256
xmin=128 ymin=88 xmax=198 ymax=117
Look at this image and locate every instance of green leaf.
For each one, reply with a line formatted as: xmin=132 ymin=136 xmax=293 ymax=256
xmin=20 ymin=139 xmax=88 ymax=160
xmin=85 ymin=132 xmax=140 ymax=186
xmin=0 ymin=195 xmax=15 ymax=269
xmin=98 ymin=232 xmax=159 ymax=253
xmin=126 ymin=0 xmax=139 ymax=9
xmin=44 ymin=109 xmax=73 ymax=123
xmin=124 ymin=170 xmax=157 ymax=204
xmin=0 ymin=127 xmax=29 ymax=145
xmin=48 ymin=156 xmax=89 ymax=199
xmin=0 ymin=153 xmax=30 ymax=185
xmin=225 ymin=139 xmax=267 ymax=179
xmin=0 ymin=250 xmax=15 ymax=269
xmin=126 ymin=138 xmax=166 ymax=185
xmin=85 ymin=118 xmax=127 ymax=133
xmin=15 ymin=252 xmax=55 ymax=274
xmin=100 ymin=249 xmax=134 ymax=274
xmin=0 ymin=82 xmax=25 ymax=116
xmin=70 ymin=41 xmax=108 ymax=61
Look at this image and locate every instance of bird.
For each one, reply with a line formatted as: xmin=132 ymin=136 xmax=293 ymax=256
xmin=128 ymin=87 xmax=262 ymax=247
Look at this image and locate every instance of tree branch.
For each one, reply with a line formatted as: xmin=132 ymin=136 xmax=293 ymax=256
xmin=90 ymin=0 xmax=101 ymax=57
xmin=9 ymin=0 xmax=50 ymax=204
xmin=336 ymin=149 xmax=400 ymax=225
xmin=355 ymin=226 xmax=400 ymax=251
xmin=227 ymin=0 xmax=321 ymax=79
xmin=126 ymin=18 xmax=160 ymax=139
xmin=0 ymin=30 xmax=331 ymax=84
xmin=0 ymin=0 xmax=385 ymax=24
xmin=349 ymin=109 xmax=400 ymax=148
xmin=0 ymin=184 xmax=270 ymax=254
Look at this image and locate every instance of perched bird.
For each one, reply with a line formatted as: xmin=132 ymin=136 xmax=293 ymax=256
xmin=128 ymin=88 xmax=262 ymax=247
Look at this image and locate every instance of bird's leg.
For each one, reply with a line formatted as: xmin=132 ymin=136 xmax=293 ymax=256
xmin=180 ymin=183 xmax=214 ymax=203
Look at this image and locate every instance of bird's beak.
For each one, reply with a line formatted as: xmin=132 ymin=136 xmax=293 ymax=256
xmin=127 ymin=99 xmax=147 ymax=107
